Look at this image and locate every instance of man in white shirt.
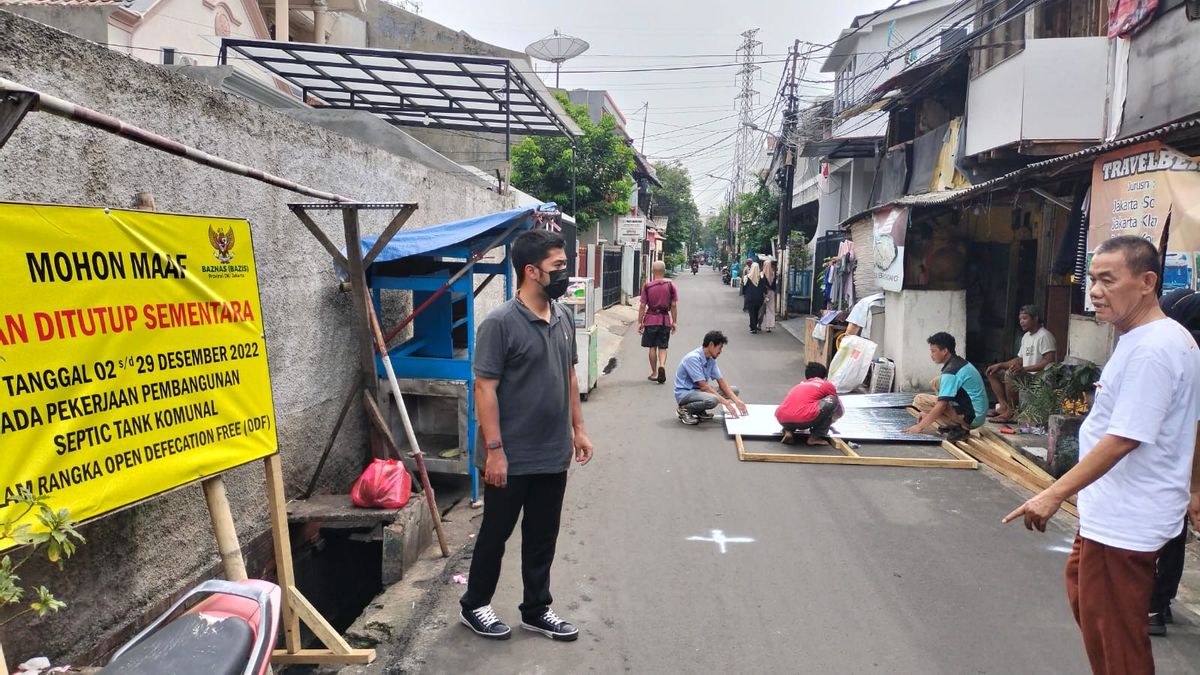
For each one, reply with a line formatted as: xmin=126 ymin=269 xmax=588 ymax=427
xmin=1004 ymin=236 xmax=1200 ymax=674
xmin=984 ymin=305 xmax=1058 ymax=422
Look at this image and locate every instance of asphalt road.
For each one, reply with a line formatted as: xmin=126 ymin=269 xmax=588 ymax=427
xmin=400 ymin=269 xmax=1200 ymax=674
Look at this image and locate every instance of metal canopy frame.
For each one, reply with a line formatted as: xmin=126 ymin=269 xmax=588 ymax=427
xmin=219 ymin=38 xmax=580 ymax=160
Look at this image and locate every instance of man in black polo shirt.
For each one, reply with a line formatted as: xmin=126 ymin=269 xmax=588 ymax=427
xmin=459 ymin=229 xmax=594 ymax=642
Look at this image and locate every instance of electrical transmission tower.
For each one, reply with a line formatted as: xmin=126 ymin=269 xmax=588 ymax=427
xmin=729 ymin=28 xmax=761 ymax=254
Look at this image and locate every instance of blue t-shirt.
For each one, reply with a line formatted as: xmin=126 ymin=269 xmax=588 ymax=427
xmin=674 ymin=347 xmax=723 ymax=403
xmin=938 ymin=355 xmax=988 ymax=428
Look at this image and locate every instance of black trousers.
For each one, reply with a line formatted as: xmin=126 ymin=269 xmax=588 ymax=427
xmin=747 ymin=301 xmax=763 ymax=331
xmin=780 ymin=395 xmax=839 ymax=438
xmin=1150 ymin=519 xmax=1188 ymax=614
xmin=460 ymin=471 xmax=568 ymax=619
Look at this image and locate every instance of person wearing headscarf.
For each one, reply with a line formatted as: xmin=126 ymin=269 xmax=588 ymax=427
xmin=743 ymin=262 xmax=766 ymax=333
xmin=760 ymin=259 xmax=778 ymax=333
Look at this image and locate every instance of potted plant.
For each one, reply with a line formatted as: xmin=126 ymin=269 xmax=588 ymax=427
xmin=1013 ymin=361 xmax=1100 ymax=476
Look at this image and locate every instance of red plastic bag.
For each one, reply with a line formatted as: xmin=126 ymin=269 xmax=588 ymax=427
xmin=350 ymin=459 xmax=412 ymax=509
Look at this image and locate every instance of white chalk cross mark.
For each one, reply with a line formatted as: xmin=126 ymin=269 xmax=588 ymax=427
xmin=687 ymin=529 xmax=755 ymax=554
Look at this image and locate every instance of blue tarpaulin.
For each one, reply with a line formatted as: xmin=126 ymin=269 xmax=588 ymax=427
xmin=359 ymin=203 xmax=558 ymax=265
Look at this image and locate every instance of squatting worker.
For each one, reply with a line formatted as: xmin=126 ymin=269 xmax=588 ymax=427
xmin=1003 ymin=236 xmax=1200 ymax=675
xmin=638 ymin=260 xmax=678 ymax=384
xmin=775 ymin=361 xmax=843 ymax=446
xmin=460 ymin=229 xmax=594 ymax=643
xmin=904 ymin=332 xmax=987 ymax=442
xmin=674 ymin=330 xmax=747 ymax=425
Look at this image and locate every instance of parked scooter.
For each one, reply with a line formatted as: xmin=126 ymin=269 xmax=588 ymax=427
xmin=720 ymin=266 xmax=731 ymax=285
xmin=99 ymin=579 xmax=281 ymax=675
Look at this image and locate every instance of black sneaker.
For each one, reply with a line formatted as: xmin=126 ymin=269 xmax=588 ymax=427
xmin=521 ymin=608 xmax=579 ymax=641
xmin=1164 ymin=605 xmax=1174 ymax=624
xmin=945 ymin=426 xmax=969 ymax=442
xmin=1149 ymin=611 xmax=1167 ymax=637
xmin=677 ymin=408 xmax=700 ymax=425
xmin=696 ymin=409 xmax=715 ymax=420
xmin=460 ymin=605 xmax=511 ymax=640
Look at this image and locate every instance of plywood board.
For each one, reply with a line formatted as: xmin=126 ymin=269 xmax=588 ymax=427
xmin=724 ymin=404 xmax=942 ymax=443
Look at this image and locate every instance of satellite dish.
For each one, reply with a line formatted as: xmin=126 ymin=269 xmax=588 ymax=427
xmin=525 ymin=30 xmax=590 ymax=88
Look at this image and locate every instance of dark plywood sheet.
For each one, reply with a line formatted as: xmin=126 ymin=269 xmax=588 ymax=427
xmin=840 ymin=393 xmax=916 ymax=409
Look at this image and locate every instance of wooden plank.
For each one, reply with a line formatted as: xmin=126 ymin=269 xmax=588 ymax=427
xmin=739 ymin=451 xmax=977 ymax=470
xmin=287 ymin=585 xmax=353 ymax=654
xmin=940 ymin=441 xmax=979 ymax=468
xmin=201 ymin=476 xmax=249 ymax=582
xmin=831 ymin=437 xmax=860 ymax=458
xmin=735 ymin=434 xmax=746 ymax=461
xmin=343 ymin=208 xmax=384 ymax=461
xmin=264 ymin=455 xmax=301 ymax=653
xmin=271 ymin=649 xmax=375 ymax=666
xmin=290 ymin=205 xmax=349 ymax=272
xmin=363 ymin=203 xmax=418 ymax=267
xmin=362 ymin=391 xmax=402 ymax=460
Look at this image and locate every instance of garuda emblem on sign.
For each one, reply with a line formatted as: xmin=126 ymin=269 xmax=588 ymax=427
xmin=208 ymin=225 xmax=236 ymax=264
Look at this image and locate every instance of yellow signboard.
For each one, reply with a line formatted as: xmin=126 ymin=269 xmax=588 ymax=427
xmin=0 ymin=203 xmax=277 ymax=550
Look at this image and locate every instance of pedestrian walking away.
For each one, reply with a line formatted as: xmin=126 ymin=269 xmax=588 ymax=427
xmin=459 ymin=229 xmax=594 ymax=643
xmin=742 ymin=262 xmax=766 ymax=334
xmin=760 ymin=258 xmax=777 ymax=333
xmin=1003 ymin=236 xmax=1200 ymax=675
xmin=775 ymin=362 xmax=843 ymax=445
xmin=674 ymin=330 xmax=747 ymax=424
xmin=638 ymin=260 xmax=678 ymax=384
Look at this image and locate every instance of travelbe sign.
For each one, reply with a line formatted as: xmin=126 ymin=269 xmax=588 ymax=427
xmin=0 ymin=203 xmax=278 ymax=550
xmin=617 ymin=216 xmax=646 ymax=245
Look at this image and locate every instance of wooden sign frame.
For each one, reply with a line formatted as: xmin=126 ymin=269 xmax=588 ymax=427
xmin=734 ymin=433 xmax=978 ymax=470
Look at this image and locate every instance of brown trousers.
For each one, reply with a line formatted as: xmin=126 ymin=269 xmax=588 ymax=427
xmin=1065 ymin=533 xmax=1158 ymax=675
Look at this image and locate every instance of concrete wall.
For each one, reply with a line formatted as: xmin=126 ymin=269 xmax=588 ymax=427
xmin=0 ymin=10 xmax=512 ymax=665
xmin=882 ymin=289 xmax=967 ymax=392
xmin=1067 ymin=314 xmax=1115 ymax=366
xmin=0 ymin=5 xmax=110 ymax=43
xmin=1120 ymin=6 xmax=1200 ymax=137
xmin=965 ymin=37 xmax=1108 ymax=156
xmin=362 ymin=0 xmax=526 ymax=59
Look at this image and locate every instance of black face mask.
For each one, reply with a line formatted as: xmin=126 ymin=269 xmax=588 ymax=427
xmin=541 ymin=268 xmax=570 ymax=300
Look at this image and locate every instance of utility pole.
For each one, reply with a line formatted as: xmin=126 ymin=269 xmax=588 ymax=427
xmin=640 ymin=101 xmax=649 ymax=154
xmin=732 ymin=28 xmax=761 ymax=258
xmin=776 ymin=40 xmax=802 ymax=319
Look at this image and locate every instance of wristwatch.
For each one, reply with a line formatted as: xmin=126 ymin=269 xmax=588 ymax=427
xmin=484 ymin=440 xmax=503 ymax=451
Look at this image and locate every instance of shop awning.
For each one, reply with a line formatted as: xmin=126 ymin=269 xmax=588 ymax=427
xmin=800 ymin=136 xmax=883 ymax=159
xmin=359 ymin=203 xmax=559 ymax=264
xmin=219 ymin=39 xmax=581 ymax=139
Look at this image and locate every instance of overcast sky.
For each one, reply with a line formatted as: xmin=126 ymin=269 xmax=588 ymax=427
xmin=416 ymin=0 xmax=894 ymax=213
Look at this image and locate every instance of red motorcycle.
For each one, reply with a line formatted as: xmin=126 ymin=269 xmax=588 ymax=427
xmin=99 ymin=579 xmax=281 ymax=675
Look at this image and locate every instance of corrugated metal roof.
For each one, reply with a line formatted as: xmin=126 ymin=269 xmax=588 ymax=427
xmin=837 ymin=115 xmax=1200 ymax=229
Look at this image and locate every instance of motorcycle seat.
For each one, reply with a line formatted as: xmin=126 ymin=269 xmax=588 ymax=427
xmin=100 ymin=612 xmax=254 ymax=675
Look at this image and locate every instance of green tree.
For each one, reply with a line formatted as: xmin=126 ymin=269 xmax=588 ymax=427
xmin=511 ymin=93 xmax=635 ymax=232
xmin=649 ymin=162 xmax=701 ymax=257
xmin=735 ymin=176 xmax=780 ymax=258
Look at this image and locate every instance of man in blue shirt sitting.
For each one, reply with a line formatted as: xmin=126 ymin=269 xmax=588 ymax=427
xmin=674 ymin=330 xmax=748 ymax=425
xmin=904 ymin=331 xmax=988 ymax=441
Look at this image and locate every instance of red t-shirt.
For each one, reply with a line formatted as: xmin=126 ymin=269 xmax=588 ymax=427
xmin=641 ymin=280 xmax=677 ymax=327
xmin=775 ymin=378 xmax=837 ymax=423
